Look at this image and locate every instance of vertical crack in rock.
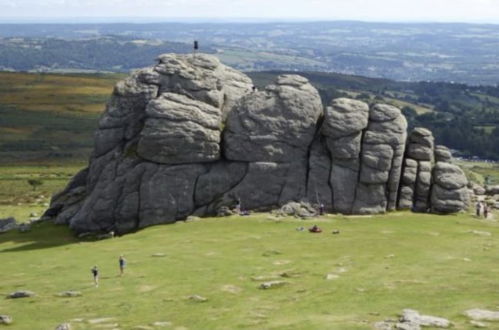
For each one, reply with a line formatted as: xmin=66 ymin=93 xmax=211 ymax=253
xmin=43 ymin=53 xmax=471 ymax=235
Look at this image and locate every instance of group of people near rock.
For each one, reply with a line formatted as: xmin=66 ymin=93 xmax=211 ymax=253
xmin=91 ymin=255 xmax=126 ymax=287
xmin=475 ymin=202 xmax=490 ymax=219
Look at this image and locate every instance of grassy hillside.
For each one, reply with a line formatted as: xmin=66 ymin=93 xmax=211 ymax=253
xmin=0 ymin=151 xmax=498 ymax=330
xmin=0 ymin=72 xmax=123 ymax=164
xmin=1 ymin=211 xmax=499 ymax=329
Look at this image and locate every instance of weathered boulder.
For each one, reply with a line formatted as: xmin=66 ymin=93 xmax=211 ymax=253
xmin=465 ymin=308 xmax=499 ymax=321
xmin=0 ymin=217 xmax=17 ymax=233
xmin=44 ymin=53 xmax=472 ymax=234
xmin=435 ymin=145 xmax=452 ymax=162
xmin=224 ymin=74 xmax=322 ymax=162
xmin=0 ymin=315 xmax=13 ymax=325
xmin=352 ymin=103 xmax=407 ymax=213
xmin=323 ymin=98 xmax=369 ymax=213
xmin=137 ymin=93 xmax=223 ymax=164
xmin=431 ymin=162 xmax=469 ymax=213
xmin=7 ymin=290 xmax=35 ymax=299
xmin=487 ymin=185 xmax=499 ymax=195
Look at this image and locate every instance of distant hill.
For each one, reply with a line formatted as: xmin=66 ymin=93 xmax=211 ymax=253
xmin=0 ymin=70 xmax=497 ymax=164
xmin=1 ymin=22 xmax=499 ymax=85
xmin=0 ymin=36 xmax=215 ymax=72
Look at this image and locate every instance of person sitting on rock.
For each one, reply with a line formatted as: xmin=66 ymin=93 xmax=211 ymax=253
xmin=309 ymin=225 xmax=322 ymax=233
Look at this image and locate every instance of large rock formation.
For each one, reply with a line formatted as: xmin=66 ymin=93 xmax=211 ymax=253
xmin=44 ymin=53 xmax=470 ymax=234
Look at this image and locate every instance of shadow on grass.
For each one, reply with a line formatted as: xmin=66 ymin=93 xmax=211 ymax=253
xmin=0 ymin=221 xmax=78 ymax=253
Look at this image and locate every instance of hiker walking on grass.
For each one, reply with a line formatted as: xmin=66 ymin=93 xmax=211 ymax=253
xmin=119 ymin=255 xmax=126 ymax=276
xmin=484 ymin=205 xmax=489 ymax=219
xmin=91 ymin=266 xmax=99 ymax=287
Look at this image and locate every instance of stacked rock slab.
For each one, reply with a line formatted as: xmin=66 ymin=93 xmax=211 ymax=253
xmin=398 ymin=128 xmax=435 ymax=212
xmin=43 ymin=53 xmax=471 ymax=235
xmin=322 ymin=98 xmax=369 ymax=213
xmin=431 ymin=160 xmax=470 ymax=214
xmin=352 ymin=104 xmax=407 ymax=214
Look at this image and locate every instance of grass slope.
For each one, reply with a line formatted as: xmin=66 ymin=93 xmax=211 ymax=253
xmin=1 ymin=211 xmax=498 ymax=329
xmin=0 ymin=72 xmax=122 ymax=164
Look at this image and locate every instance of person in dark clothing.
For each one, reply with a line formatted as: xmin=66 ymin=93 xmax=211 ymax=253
xmin=484 ymin=205 xmax=489 ymax=219
xmin=319 ymin=203 xmax=325 ymax=216
xmin=119 ymin=255 xmax=126 ymax=276
xmin=91 ymin=266 xmax=99 ymax=287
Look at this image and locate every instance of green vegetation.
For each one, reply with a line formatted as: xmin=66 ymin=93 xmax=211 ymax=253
xmin=458 ymin=160 xmax=499 ymax=186
xmin=0 ymin=72 xmax=122 ymax=164
xmin=0 ymin=164 xmax=85 ymax=221
xmin=1 ymin=211 xmax=499 ymax=329
xmin=0 ymin=145 xmax=498 ymax=330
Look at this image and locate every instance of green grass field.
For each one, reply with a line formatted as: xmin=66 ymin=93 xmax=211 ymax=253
xmin=0 ymin=162 xmax=498 ymax=329
xmin=1 ymin=211 xmax=499 ymax=329
xmin=0 ymin=72 xmax=122 ymax=164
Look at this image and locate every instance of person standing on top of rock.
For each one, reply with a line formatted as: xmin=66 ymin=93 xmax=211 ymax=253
xmin=91 ymin=266 xmax=99 ymax=287
xmin=119 ymin=255 xmax=126 ymax=276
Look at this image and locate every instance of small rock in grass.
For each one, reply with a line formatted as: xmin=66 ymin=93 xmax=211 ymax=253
xmin=57 ymin=291 xmax=82 ymax=297
xmin=470 ymin=230 xmax=492 ymax=237
xmin=87 ymin=317 xmax=117 ymax=324
xmin=385 ymin=254 xmax=396 ymax=259
xmin=332 ymin=229 xmax=340 ymax=234
xmin=188 ymin=295 xmax=208 ymax=302
xmin=55 ymin=323 xmax=71 ymax=330
xmin=0 ymin=315 xmax=13 ymax=325
xmin=151 ymin=321 xmax=172 ymax=327
xmin=0 ymin=217 xmax=18 ymax=233
xmin=400 ymin=309 xmax=451 ymax=328
xmin=151 ymin=253 xmax=166 ymax=257
xmin=259 ymin=281 xmax=288 ymax=289
xmin=70 ymin=319 xmax=84 ymax=323
xmin=465 ymin=308 xmax=499 ymax=321
xmin=470 ymin=320 xmax=488 ymax=328
xmin=325 ymin=273 xmax=340 ymax=280
xmin=7 ymin=290 xmax=35 ymax=299
xmin=18 ymin=223 xmax=32 ymax=233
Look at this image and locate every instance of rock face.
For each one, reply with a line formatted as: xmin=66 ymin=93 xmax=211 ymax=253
xmin=44 ymin=53 xmax=470 ymax=235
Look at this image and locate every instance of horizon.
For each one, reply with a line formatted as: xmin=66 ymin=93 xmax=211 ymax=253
xmin=0 ymin=17 xmax=499 ymax=25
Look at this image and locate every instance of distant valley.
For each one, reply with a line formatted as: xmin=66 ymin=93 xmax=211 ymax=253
xmin=1 ymin=21 xmax=499 ymax=85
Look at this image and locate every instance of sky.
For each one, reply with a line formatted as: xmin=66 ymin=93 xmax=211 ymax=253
xmin=1 ymin=0 xmax=499 ymax=23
